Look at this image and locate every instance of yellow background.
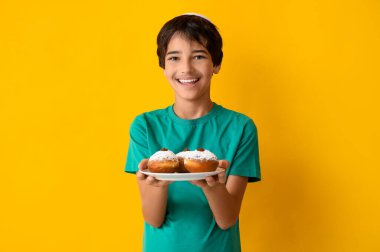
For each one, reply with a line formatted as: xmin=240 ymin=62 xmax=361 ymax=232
xmin=1 ymin=0 xmax=379 ymax=251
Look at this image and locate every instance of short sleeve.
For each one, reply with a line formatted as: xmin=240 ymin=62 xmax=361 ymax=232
xmin=228 ymin=119 xmax=261 ymax=182
xmin=125 ymin=115 xmax=150 ymax=174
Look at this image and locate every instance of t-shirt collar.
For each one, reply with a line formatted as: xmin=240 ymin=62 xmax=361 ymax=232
xmin=168 ymin=102 xmax=220 ymax=125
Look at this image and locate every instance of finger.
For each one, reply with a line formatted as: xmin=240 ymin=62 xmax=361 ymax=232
xmin=218 ymin=171 xmax=226 ymax=184
xmin=218 ymin=160 xmax=230 ymax=170
xmin=138 ymin=159 xmax=149 ymax=171
xmin=136 ymin=171 xmax=146 ymax=181
xmin=145 ymin=176 xmax=156 ymax=185
xmin=190 ymin=180 xmax=206 ymax=188
xmin=157 ymin=180 xmax=172 ymax=187
xmin=205 ymin=176 xmax=217 ymax=187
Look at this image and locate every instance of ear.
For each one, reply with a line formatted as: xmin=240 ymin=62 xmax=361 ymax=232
xmin=213 ymin=64 xmax=221 ymax=74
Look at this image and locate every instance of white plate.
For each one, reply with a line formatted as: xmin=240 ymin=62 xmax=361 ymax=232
xmin=140 ymin=168 xmax=225 ymax=181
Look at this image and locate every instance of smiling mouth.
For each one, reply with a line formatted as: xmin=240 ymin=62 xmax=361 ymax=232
xmin=176 ymin=78 xmax=200 ymax=86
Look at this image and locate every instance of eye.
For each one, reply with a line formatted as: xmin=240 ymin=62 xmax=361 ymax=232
xmin=194 ymin=55 xmax=206 ymax=60
xmin=167 ymin=56 xmax=179 ymax=61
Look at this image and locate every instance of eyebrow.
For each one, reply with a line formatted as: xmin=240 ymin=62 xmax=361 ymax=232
xmin=166 ymin=49 xmax=208 ymax=55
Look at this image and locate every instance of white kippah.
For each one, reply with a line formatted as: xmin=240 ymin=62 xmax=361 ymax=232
xmin=181 ymin=12 xmax=211 ymax=22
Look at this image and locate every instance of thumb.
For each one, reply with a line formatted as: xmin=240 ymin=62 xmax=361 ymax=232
xmin=138 ymin=159 xmax=149 ymax=171
xmin=218 ymin=160 xmax=230 ymax=170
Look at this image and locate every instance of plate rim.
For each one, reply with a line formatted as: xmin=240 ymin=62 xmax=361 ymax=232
xmin=139 ymin=167 xmax=224 ymax=181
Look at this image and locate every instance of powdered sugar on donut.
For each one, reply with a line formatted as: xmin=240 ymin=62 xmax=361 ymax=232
xmin=176 ymin=151 xmax=189 ymax=159
xmin=177 ymin=149 xmax=218 ymax=160
xmin=149 ymin=150 xmax=178 ymax=161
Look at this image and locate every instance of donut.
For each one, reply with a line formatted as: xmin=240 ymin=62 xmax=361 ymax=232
xmin=147 ymin=148 xmax=179 ymax=173
xmin=176 ymin=148 xmax=190 ymax=173
xmin=181 ymin=148 xmax=219 ymax=173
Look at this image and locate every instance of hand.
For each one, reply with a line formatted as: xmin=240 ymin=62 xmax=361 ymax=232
xmin=136 ymin=159 xmax=172 ymax=187
xmin=189 ymin=160 xmax=230 ymax=189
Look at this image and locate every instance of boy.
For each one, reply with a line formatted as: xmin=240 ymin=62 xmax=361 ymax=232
xmin=125 ymin=14 xmax=261 ymax=252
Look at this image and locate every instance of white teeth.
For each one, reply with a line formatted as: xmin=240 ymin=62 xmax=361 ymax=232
xmin=178 ymin=79 xmax=198 ymax=83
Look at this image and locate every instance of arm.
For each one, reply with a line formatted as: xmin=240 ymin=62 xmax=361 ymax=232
xmin=136 ymin=159 xmax=171 ymax=228
xmin=190 ymin=160 xmax=248 ymax=230
xmin=203 ymin=175 xmax=248 ymax=230
xmin=126 ymin=117 xmax=170 ymax=228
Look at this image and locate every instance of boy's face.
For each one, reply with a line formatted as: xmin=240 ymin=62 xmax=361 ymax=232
xmin=163 ymin=33 xmax=220 ymax=102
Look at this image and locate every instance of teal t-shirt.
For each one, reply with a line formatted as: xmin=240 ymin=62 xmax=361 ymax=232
xmin=125 ymin=103 xmax=261 ymax=252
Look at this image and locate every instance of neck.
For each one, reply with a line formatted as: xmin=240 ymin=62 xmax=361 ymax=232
xmin=173 ymin=99 xmax=214 ymax=120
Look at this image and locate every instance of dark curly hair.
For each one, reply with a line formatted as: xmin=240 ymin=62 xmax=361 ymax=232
xmin=156 ymin=14 xmax=223 ymax=69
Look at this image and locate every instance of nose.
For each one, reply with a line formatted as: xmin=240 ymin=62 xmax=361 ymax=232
xmin=179 ymin=58 xmax=194 ymax=74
